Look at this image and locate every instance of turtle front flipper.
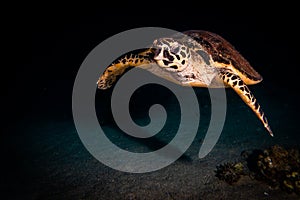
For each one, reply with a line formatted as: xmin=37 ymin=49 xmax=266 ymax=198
xmin=219 ymin=69 xmax=273 ymax=136
xmin=97 ymin=48 xmax=155 ymax=89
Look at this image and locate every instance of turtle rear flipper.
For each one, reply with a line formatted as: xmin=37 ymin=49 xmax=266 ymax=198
xmin=219 ymin=69 xmax=273 ymax=136
xmin=97 ymin=48 xmax=155 ymax=89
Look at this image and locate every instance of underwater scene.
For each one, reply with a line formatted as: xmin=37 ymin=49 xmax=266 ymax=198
xmin=4 ymin=6 xmax=300 ymax=200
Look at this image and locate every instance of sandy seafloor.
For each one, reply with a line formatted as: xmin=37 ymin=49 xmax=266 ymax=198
xmin=3 ymin=78 xmax=300 ymax=200
xmin=3 ymin=6 xmax=300 ymax=200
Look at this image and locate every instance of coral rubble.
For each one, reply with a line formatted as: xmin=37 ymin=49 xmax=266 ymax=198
xmin=255 ymin=145 xmax=300 ymax=194
xmin=215 ymin=162 xmax=245 ymax=185
xmin=215 ymin=145 xmax=300 ymax=195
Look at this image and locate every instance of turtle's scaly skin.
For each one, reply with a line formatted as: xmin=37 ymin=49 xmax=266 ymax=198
xmin=97 ymin=48 xmax=155 ymax=89
xmin=97 ymin=30 xmax=273 ymax=136
xmin=219 ymin=69 xmax=273 ymax=135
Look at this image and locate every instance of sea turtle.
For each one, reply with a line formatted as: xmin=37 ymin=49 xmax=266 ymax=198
xmin=97 ymin=30 xmax=273 ymax=136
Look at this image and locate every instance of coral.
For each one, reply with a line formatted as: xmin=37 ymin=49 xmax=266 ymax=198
xmin=255 ymin=145 xmax=300 ymax=194
xmin=215 ymin=145 xmax=300 ymax=195
xmin=215 ymin=162 xmax=246 ymax=185
xmin=244 ymin=145 xmax=300 ymax=195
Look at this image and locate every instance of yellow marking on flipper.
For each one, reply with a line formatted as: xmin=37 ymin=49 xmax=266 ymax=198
xmin=97 ymin=48 xmax=155 ymax=89
xmin=214 ymin=62 xmax=263 ymax=85
xmin=188 ymin=82 xmax=209 ymax=87
xmin=220 ymin=69 xmax=273 ymax=136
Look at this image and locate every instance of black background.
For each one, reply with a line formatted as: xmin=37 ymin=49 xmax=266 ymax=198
xmin=3 ymin=3 xmax=300 ymax=198
xmin=7 ymin=4 xmax=299 ymax=123
xmin=6 ymin=4 xmax=300 ymax=122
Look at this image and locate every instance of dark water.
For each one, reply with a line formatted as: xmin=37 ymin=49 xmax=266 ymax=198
xmin=3 ymin=5 xmax=300 ymax=199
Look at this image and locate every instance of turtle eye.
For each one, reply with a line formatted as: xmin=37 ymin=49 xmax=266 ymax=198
xmin=163 ymin=50 xmax=174 ymax=62
xmin=154 ymin=48 xmax=162 ymax=57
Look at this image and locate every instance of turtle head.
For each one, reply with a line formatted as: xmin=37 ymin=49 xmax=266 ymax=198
xmin=153 ymin=38 xmax=190 ymax=72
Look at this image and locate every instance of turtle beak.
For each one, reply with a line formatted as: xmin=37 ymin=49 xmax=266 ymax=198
xmin=154 ymin=48 xmax=164 ymax=61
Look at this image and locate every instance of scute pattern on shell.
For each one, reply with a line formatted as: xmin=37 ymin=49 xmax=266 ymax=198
xmin=183 ymin=30 xmax=262 ymax=82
